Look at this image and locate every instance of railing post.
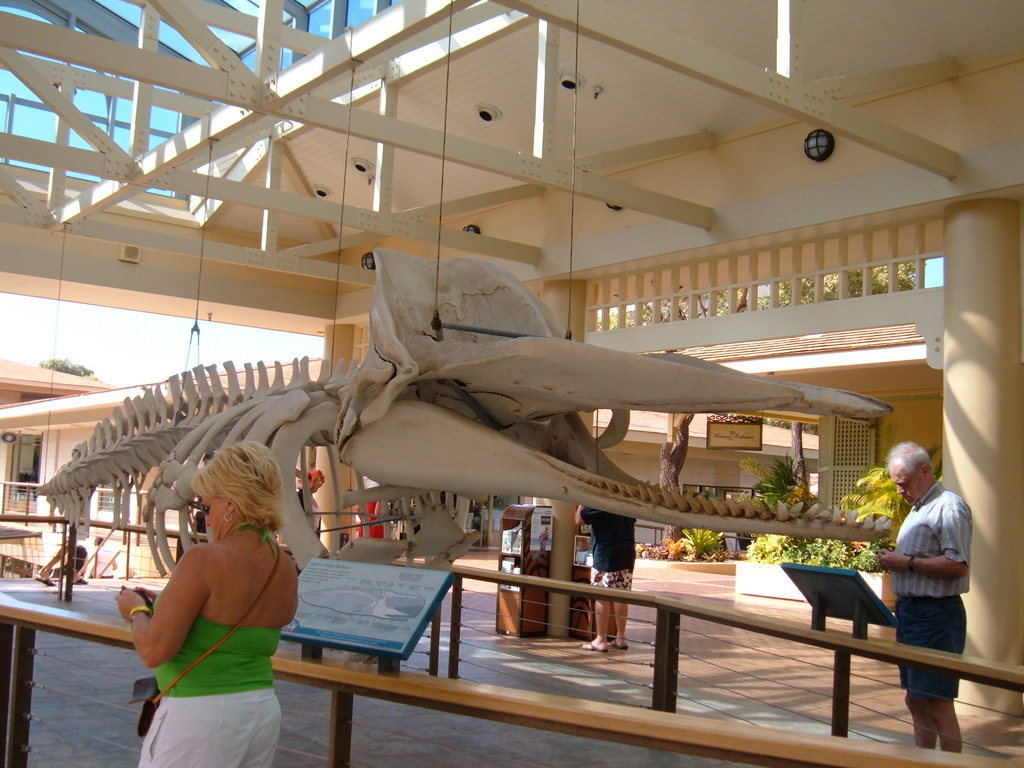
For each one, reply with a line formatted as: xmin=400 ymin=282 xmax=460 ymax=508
xmin=0 ymin=623 xmax=13 ymax=767
xmin=327 ymin=690 xmax=353 ymax=768
xmin=428 ymin=606 xmax=441 ymax=677
xmin=6 ymin=627 xmax=34 ymax=768
xmin=447 ymin=574 xmax=462 ymax=680
xmin=61 ymin=525 xmax=77 ymax=602
xmin=651 ymin=607 xmax=679 ymax=713
xmin=831 ymin=650 xmax=852 ymax=737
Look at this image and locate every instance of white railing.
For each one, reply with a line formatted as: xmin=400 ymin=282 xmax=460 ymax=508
xmin=587 ymin=225 xmax=945 ymax=335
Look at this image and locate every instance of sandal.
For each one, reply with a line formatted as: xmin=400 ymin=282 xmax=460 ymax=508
xmin=580 ymin=642 xmax=608 ymax=653
xmin=35 ymin=576 xmax=55 ymax=587
xmin=611 ymin=640 xmax=629 ymax=651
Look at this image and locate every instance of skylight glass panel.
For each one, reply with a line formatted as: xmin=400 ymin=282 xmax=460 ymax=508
xmin=73 ymin=90 xmax=108 ymax=119
xmin=218 ymin=0 xmax=260 ymax=17
xmin=308 ymin=0 xmax=332 ymax=38
xmin=12 ymin=101 xmax=55 ymax=141
xmin=0 ymin=70 xmax=35 ymax=102
xmin=211 ymin=26 xmax=255 ymax=53
xmin=150 ymin=106 xmax=180 ymax=134
xmin=347 ymin=0 xmax=374 ymax=28
xmin=159 ymin=21 xmax=207 ymax=65
xmin=91 ymin=0 xmax=141 ymax=27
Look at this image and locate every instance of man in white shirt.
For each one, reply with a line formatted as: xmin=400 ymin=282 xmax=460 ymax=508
xmin=878 ymin=441 xmax=972 ymax=753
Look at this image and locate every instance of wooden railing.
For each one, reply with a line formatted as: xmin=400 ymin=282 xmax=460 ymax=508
xmin=449 ymin=566 xmax=1024 ymax=738
xmin=0 ymin=571 xmax=1020 ymax=768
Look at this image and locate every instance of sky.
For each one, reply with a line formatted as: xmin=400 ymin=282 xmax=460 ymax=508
xmin=3 ymin=292 xmax=325 ymax=387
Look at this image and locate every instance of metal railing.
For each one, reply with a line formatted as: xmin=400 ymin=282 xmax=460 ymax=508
xmin=0 ymin=484 xmax=40 ymax=516
xmin=444 ymin=566 xmax=1024 ymax=745
xmin=0 ymin=568 xmax=1020 ymax=767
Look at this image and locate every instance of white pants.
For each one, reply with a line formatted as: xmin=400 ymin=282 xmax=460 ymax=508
xmin=139 ymin=688 xmax=281 ymax=768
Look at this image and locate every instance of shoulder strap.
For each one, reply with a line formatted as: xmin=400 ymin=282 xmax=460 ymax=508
xmin=154 ymin=549 xmax=282 ymax=703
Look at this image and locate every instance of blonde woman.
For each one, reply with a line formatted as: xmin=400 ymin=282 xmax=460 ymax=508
xmin=116 ymin=442 xmax=299 ymax=768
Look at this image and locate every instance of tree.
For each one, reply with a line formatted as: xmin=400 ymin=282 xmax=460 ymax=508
xmin=791 ymin=421 xmax=807 ymax=489
xmin=659 ymin=413 xmax=695 ymax=542
xmin=39 ymin=358 xmax=96 ymax=379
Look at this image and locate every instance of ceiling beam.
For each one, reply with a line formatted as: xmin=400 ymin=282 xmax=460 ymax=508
xmin=279 ymin=142 xmax=336 ymax=240
xmin=0 ymin=11 xmax=236 ymax=102
xmin=155 ymin=168 xmax=542 ymax=264
xmin=0 ymin=166 xmax=51 ymax=226
xmin=16 ymin=1 xmax=475 ymax=223
xmin=32 ymin=56 xmax=213 ymax=116
xmin=266 ymin=0 xmax=477 ymax=107
xmin=0 ymin=7 xmax=711 ymax=230
xmin=194 ymin=142 xmax=269 ymax=227
xmin=501 ymin=0 xmax=959 ymax=179
xmin=0 ymin=47 xmax=134 ymax=168
xmin=812 ymin=59 xmax=960 ymax=100
xmin=0 ymin=192 xmax=372 ymax=285
xmin=0 ymin=133 xmax=114 ymax=180
xmin=576 ymin=131 xmax=717 ymax=172
xmin=146 ymin=0 xmax=262 ymax=80
xmin=294 ymin=100 xmax=714 ymax=227
xmin=182 ymin=0 xmax=323 ymax=55
xmin=282 ymin=183 xmax=548 ymax=259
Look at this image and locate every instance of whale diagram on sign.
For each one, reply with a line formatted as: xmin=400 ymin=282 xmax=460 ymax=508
xmin=299 ymin=588 xmax=425 ymax=621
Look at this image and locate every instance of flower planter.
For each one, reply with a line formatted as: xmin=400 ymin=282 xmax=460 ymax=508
xmin=736 ymin=562 xmax=895 ymax=608
xmin=635 ymin=559 xmax=737 ymax=576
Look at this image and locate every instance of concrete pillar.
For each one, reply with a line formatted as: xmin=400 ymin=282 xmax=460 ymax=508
xmin=943 ymin=199 xmax=1024 ymax=714
xmin=324 ymin=323 xmax=356 ymax=374
xmin=320 ymin=324 xmax=356 ymax=553
xmin=541 ymin=279 xmax=587 ymax=341
xmin=540 ymin=280 xmax=586 ymax=636
xmin=533 ymin=498 xmax=576 ymax=637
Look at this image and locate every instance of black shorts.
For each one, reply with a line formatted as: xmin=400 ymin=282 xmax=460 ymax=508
xmin=895 ymin=595 xmax=966 ymax=700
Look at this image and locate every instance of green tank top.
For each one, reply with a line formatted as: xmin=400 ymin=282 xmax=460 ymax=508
xmin=155 ymin=614 xmax=280 ymax=697
xmin=156 ymin=527 xmax=282 ymax=697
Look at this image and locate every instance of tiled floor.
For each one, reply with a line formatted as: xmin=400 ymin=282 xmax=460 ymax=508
xmin=5 ymin=550 xmax=1024 ymax=767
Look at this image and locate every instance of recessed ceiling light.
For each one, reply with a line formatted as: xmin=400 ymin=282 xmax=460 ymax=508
xmin=559 ymin=71 xmax=585 ymax=90
xmin=476 ymin=104 xmax=502 ymax=122
xmin=352 ymin=157 xmax=374 ymax=174
xmin=312 ymin=184 xmax=333 ymax=198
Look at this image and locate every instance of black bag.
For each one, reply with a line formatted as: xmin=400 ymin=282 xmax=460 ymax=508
xmin=129 ymin=677 xmax=161 ymax=737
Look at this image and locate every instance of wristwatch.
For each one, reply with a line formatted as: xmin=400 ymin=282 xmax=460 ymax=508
xmin=907 ymin=556 xmax=916 ymax=572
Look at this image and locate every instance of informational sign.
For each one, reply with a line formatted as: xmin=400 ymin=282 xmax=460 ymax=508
xmin=706 ymin=420 xmax=763 ymax=450
xmin=530 ymin=508 xmax=552 ymax=554
xmin=282 ymin=560 xmax=454 ymax=659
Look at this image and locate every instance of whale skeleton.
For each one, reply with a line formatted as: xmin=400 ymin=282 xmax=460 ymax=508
xmin=39 ymin=249 xmax=892 ymax=573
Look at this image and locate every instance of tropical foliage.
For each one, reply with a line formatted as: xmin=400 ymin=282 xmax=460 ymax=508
xmin=740 ymin=455 xmax=815 ymax=507
xmin=746 ymin=534 xmax=888 ymax=572
xmin=637 ymin=528 xmax=726 ymax=562
xmin=841 ymin=426 xmax=941 ymax=535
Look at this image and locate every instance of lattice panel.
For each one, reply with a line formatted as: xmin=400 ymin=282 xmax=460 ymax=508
xmin=831 ymin=418 xmax=874 ymax=466
xmin=818 ymin=417 xmax=876 ymax=508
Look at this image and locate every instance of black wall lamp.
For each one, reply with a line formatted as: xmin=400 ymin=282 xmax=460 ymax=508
xmin=463 ymin=224 xmax=481 ymax=234
xmin=361 ymin=252 xmax=376 ymax=270
xmin=804 ymin=129 xmax=835 ymax=162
